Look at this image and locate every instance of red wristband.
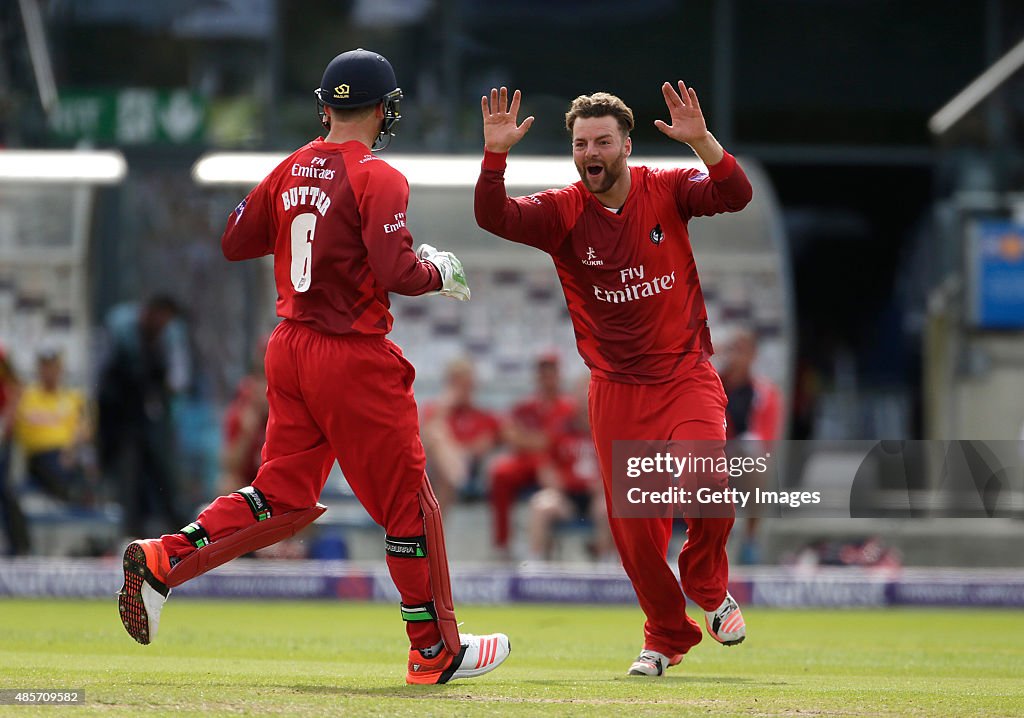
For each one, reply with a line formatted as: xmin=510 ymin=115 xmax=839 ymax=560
xmin=482 ymin=150 xmax=509 ymax=172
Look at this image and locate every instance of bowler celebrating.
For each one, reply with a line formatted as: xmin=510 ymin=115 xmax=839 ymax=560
xmin=475 ymin=83 xmax=751 ymax=676
xmin=117 ymin=49 xmax=509 ymax=686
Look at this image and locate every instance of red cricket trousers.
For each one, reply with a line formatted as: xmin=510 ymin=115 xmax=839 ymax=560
xmin=161 ymin=320 xmax=442 ymax=648
xmin=489 ymin=454 xmax=539 ymax=548
xmin=589 ymin=360 xmax=734 ymax=657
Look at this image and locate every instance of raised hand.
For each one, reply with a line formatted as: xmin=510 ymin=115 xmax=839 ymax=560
xmin=481 ymin=87 xmax=535 ymax=153
xmin=654 ymin=81 xmax=709 ymax=146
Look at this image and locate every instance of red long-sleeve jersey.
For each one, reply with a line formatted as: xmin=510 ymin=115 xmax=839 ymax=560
xmin=475 ymin=150 xmax=752 ymax=384
xmin=222 ymin=139 xmax=441 ymax=336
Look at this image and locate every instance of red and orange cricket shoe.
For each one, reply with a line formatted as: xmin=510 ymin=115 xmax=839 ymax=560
xmin=117 ymin=539 xmax=171 ymax=645
xmin=705 ymin=591 xmax=746 ymax=646
xmin=406 ymin=633 xmax=510 ymax=685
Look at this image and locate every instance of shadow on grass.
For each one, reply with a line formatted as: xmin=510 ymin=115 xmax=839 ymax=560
xmin=278 ymin=674 xmax=786 ymax=700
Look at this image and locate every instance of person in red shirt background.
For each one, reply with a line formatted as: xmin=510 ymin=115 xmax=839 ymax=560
xmin=488 ymin=354 xmax=573 ymax=557
xmin=220 ymin=335 xmax=270 ymax=493
xmin=719 ymin=327 xmax=783 ymax=565
xmin=721 ymin=328 xmax=782 ymax=444
xmin=421 ymin=358 xmax=500 ymax=516
xmin=527 ymin=375 xmax=613 ymax=561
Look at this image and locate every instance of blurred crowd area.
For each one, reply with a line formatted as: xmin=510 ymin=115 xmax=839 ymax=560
xmin=0 ymin=314 xmax=782 ymax=563
xmin=2 ymin=1 xmax=1023 ymax=565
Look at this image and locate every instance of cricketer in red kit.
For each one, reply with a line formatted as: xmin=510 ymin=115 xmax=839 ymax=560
xmin=489 ymin=355 xmax=574 ymax=553
xmin=475 ymin=84 xmax=752 ymax=676
xmin=117 ymin=49 xmax=509 ymax=686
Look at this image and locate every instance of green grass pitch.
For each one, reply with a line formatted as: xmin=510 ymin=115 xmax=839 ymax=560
xmin=1 ymin=599 xmax=1022 ymax=717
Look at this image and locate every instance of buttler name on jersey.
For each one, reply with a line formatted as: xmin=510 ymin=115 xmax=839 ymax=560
xmin=280 ymin=185 xmax=332 ymax=216
xmin=593 ymin=264 xmax=676 ymax=304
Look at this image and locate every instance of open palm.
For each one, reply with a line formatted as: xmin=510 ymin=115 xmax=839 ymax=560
xmin=481 ymin=87 xmax=535 ymax=153
xmin=654 ymin=81 xmax=708 ymax=145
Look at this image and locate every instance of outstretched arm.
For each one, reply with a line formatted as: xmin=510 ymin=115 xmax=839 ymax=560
xmin=475 ymin=87 xmax=575 ymax=252
xmin=655 ymin=80 xmax=752 ymax=217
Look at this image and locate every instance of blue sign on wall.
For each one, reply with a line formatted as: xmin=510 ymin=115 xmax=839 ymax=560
xmin=970 ymin=219 xmax=1024 ymax=329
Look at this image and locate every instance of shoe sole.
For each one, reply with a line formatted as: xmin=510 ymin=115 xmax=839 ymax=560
xmin=118 ymin=543 xmax=163 ymax=645
xmin=708 ymin=629 xmax=746 ymax=647
xmin=707 ymin=609 xmax=746 ymax=647
xmin=627 ymin=668 xmax=664 ymax=676
xmin=627 ymin=650 xmax=684 ymax=676
xmin=448 ymin=640 xmax=510 ymax=681
xmin=409 ymin=640 xmax=511 ymax=684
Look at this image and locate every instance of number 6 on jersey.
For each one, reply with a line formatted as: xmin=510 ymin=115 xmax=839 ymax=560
xmin=290 ymin=212 xmax=317 ymax=292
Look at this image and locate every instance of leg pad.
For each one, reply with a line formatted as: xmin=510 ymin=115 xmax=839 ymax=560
xmin=418 ymin=478 xmax=460 ymax=655
xmin=165 ymin=504 xmax=326 ymax=588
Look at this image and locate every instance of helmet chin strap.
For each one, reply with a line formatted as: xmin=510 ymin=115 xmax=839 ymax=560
xmin=371 ymin=124 xmax=393 ymax=152
xmin=372 ymin=88 xmax=402 ymax=152
xmin=316 ymin=95 xmax=330 ymax=131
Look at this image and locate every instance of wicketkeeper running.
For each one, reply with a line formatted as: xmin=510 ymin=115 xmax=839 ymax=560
xmin=117 ymin=48 xmax=510 ymax=685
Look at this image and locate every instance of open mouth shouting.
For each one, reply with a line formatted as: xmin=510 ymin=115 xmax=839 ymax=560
xmin=582 ymin=162 xmax=610 ymax=190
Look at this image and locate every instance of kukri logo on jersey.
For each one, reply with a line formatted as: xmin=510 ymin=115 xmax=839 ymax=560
xmin=582 ymin=246 xmax=604 ymax=266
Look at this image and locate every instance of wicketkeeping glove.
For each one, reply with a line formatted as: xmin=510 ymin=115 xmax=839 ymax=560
xmin=416 ymin=244 xmax=471 ymax=301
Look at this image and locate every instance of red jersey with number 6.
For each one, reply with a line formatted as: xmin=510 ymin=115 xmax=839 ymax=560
xmin=475 ymin=150 xmax=752 ymax=384
xmin=221 ymin=138 xmax=440 ymax=335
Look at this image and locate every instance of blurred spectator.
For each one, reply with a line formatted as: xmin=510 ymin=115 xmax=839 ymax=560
xmin=527 ymin=375 xmax=613 ymax=561
xmin=789 ymin=537 xmax=901 ymax=574
xmin=0 ymin=346 xmax=29 ymax=555
xmin=719 ymin=327 xmax=783 ymax=565
xmin=721 ymin=328 xmax=782 ymax=442
xmin=12 ymin=349 xmax=95 ymax=504
xmin=421 ymin=358 xmax=500 ymax=515
xmin=791 ymin=357 xmax=822 ymax=440
xmin=220 ymin=335 xmax=270 ymax=493
xmin=490 ymin=354 xmax=574 ymax=558
xmin=97 ymin=295 xmax=191 ymax=537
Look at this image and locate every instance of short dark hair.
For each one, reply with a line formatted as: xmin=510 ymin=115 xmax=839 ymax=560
xmin=565 ymin=92 xmax=634 ymax=136
xmin=326 ymin=103 xmax=377 ymax=125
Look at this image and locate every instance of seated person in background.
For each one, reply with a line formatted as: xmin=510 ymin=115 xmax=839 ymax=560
xmin=721 ymin=327 xmax=781 ymax=443
xmin=421 ymin=358 xmax=500 ymax=516
xmin=489 ymin=354 xmax=574 ymax=557
xmin=719 ymin=327 xmax=782 ymax=564
xmin=220 ymin=336 xmax=270 ymax=493
xmin=12 ymin=348 xmax=94 ymax=504
xmin=527 ymin=375 xmax=613 ymax=561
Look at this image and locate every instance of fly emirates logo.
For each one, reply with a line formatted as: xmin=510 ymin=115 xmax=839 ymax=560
xmin=593 ymin=265 xmax=676 ymax=304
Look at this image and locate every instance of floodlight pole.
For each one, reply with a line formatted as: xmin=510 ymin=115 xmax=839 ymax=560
xmin=17 ymin=0 xmax=58 ymax=117
xmin=712 ymin=0 xmax=735 ymax=147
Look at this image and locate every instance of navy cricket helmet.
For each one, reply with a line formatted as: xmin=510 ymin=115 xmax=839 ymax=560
xmin=314 ymin=48 xmax=403 ymax=151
